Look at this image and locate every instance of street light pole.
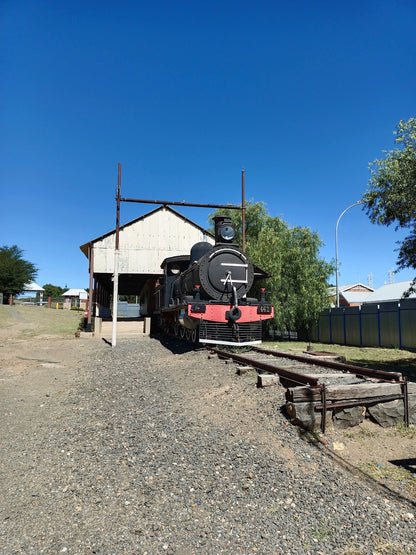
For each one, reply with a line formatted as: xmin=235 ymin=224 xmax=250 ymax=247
xmin=335 ymin=200 xmax=364 ymax=308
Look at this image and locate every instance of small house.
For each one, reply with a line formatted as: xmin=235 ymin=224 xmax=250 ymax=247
xmin=62 ymin=288 xmax=88 ymax=309
xmin=328 ymin=283 xmax=374 ymax=307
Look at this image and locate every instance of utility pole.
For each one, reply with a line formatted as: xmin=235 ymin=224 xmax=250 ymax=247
xmin=335 ymin=200 xmax=364 ymax=307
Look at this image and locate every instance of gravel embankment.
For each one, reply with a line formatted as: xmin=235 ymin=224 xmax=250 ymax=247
xmin=1 ymin=336 xmax=415 ymax=554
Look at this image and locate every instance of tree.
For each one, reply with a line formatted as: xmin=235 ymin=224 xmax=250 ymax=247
xmin=0 ymin=245 xmax=38 ymax=303
xmin=42 ymin=283 xmax=65 ymax=299
xmin=362 ymin=118 xmax=416 ymax=281
xmin=209 ymin=202 xmax=334 ymax=334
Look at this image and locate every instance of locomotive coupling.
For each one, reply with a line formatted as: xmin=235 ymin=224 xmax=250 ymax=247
xmin=226 ymin=306 xmax=242 ymax=323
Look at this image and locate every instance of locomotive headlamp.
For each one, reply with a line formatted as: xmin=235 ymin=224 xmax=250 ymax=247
xmin=213 ymin=215 xmax=236 ymax=243
xmin=220 ymin=225 xmax=235 ymax=242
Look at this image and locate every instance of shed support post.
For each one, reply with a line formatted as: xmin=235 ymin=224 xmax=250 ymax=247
xmin=112 ymin=163 xmax=121 ymax=348
xmin=87 ymin=245 xmax=94 ymax=332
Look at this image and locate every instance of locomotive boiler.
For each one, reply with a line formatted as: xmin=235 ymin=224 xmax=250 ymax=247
xmin=153 ymin=215 xmax=274 ymax=345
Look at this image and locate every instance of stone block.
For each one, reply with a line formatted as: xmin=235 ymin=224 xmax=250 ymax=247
xmin=367 ymin=396 xmax=416 ymax=428
xmin=333 ymin=406 xmax=365 ymax=429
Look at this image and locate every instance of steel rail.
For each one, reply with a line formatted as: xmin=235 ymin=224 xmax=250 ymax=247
xmin=252 ymin=346 xmax=402 ymax=382
xmin=211 ymin=348 xmax=319 ymax=387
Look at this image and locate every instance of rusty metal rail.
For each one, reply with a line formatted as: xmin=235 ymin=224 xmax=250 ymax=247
xmin=211 ymin=346 xmax=410 ymax=434
xmin=252 ymin=346 xmax=403 ymax=382
xmin=211 ymin=348 xmax=319 ymax=387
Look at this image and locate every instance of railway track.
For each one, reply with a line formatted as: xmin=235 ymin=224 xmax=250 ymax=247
xmin=210 ymin=345 xmax=411 ymax=433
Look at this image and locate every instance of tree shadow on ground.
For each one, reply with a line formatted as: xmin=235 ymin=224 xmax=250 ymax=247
xmin=348 ymin=357 xmax=416 ymax=382
xmin=390 ymin=458 xmax=416 ymax=474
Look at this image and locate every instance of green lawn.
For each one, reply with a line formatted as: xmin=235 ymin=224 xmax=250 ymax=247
xmin=0 ymin=304 xmax=83 ymax=338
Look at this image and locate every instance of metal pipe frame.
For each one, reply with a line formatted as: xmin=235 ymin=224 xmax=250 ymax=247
xmin=118 ymin=197 xmax=242 ymax=210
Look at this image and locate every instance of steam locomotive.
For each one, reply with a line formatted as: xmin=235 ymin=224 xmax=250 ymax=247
xmin=152 ymin=215 xmax=274 ymax=346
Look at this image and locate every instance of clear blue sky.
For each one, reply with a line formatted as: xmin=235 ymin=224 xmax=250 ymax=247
xmin=1 ymin=0 xmax=415 ymax=291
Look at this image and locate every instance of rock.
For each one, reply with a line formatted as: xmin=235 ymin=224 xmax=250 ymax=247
xmin=367 ymin=399 xmax=402 ymax=427
xmin=333 ymin=406 xmax=365 ymax=429
xmin=286 ymin=401 xmax=332 ymax=431
xmin=367 ymin=393 xmax=416 ymax=428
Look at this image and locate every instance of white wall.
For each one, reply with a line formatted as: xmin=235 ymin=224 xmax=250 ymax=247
xmin=92 ymin=207 xmax=214 ymax=274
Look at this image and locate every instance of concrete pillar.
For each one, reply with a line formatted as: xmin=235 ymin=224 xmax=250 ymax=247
xmin=144 ymin=317 xmax=151 ymax=335
xmin=94 ymin=317 xmax=102 ymax=336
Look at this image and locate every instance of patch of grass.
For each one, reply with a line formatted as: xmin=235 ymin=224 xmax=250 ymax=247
xmin=344 ymin=426 xmax=377 ymax=441
xmin=341 ymin=539 xmax=411 ymax=555
xmin=357 ymin=426 xmax=377 ymax=438
xmin=311 ymin=519 xmax=333 ymax=542
xmin=4 ymin=305 xmax=81 ymax=338
xmin=0 ymin=306 xmax=17 ymax=328
xmin=360 ymin=461 xmax=405 ymax=481
xmin=298 ymin=428 xmax=322 ymax=445
xmin=372 ymin=538 xmax=413 ymax=554
xmin=395 ymin=423 xmax=415 ymax=439
xmin=341 ymin=543 xmax=365 ymax=555
xmin=267 ymin=505 xmax=281 ymax=515
xmin=359 ymin=460 xmax=416 ymax=499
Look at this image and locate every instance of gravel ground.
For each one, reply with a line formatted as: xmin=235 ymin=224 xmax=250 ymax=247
xmin=1 ymin=335 xmax=415 ymax=554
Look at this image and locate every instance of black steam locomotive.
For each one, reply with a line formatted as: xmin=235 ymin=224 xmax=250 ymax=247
xmin=152 ymin=215 xmax=274 ymax=345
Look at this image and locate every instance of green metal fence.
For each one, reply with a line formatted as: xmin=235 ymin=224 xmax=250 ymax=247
xmin=310 ymin=298 xmax=416 ymax=349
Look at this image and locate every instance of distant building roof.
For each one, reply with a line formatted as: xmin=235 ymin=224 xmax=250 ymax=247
xmin=62 ymin=289 xmax=88 ymax=299
xmin=364 ymin=281 xmax=416 ymax=304
xmin=328 ymin=283 xmax=374 ymax=297
xmin=341 ymin=291 xmax=372 ymax=304
xmin=341 ymin=283 xmax=370 ymax=292
xmin=23 ymin=282 xmax=45 ymax=292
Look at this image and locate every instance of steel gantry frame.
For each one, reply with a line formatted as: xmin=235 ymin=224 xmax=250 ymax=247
xmin=102 ymin=163 xmax=247 ymax=347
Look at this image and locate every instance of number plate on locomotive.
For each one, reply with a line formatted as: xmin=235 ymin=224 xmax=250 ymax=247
xmin=257 ymin=305 xmax=272 ymax=314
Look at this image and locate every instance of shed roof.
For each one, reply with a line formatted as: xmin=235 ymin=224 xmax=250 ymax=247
xmin=23 ymin=282 xmax=45 ymax=292
xmin=62 ymin=289 xmax=88 ymax=297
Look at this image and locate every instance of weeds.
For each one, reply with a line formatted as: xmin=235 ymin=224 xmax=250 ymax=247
xmin=311 ymin=519 xmax=333 ymax=542
xmin=298 ymin=429 xmax=322 ymax=445
xmin=341 ymin=543 xmax=365 ymax=555
xmin=359 ymin=460 xmax=416 ymax=500
xmin=395 ymin=423 xmax=415 ymax=438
